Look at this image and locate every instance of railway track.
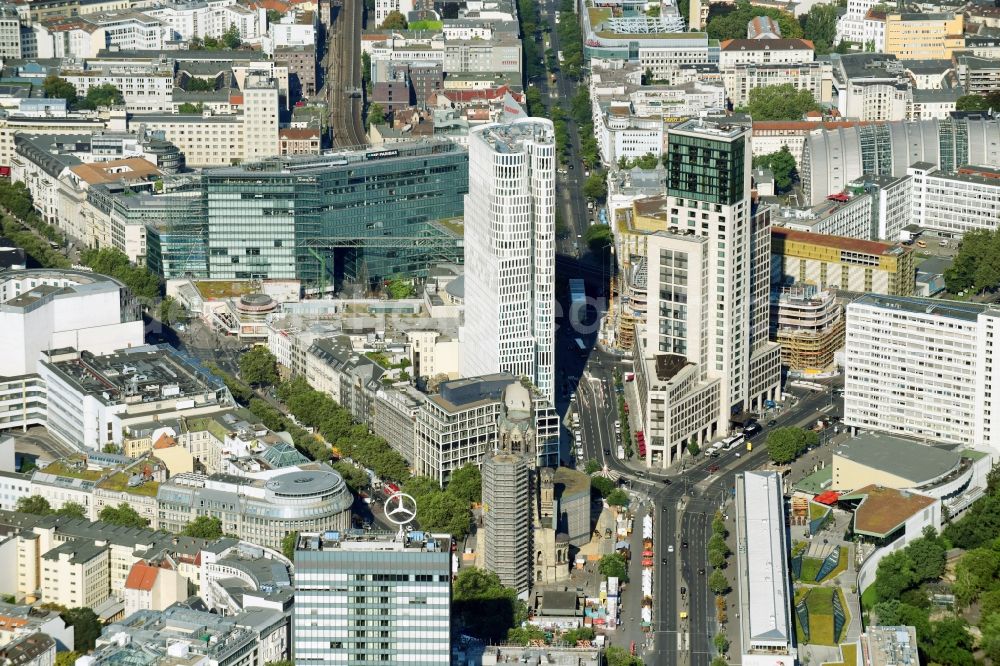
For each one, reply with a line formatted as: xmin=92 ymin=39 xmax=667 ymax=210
xmin=327 ymin=0 xmax=366 ymax=148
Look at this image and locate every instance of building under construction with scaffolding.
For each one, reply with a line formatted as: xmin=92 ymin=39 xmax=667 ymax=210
xmin=142 ymin=140 xmax=468 ymax=289
xmin=769 ymin=285 xmax=845 ymax=375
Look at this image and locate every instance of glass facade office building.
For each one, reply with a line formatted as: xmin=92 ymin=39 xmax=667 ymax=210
xmin=294 ymin=531 xmax=452 ymax=665
xmin=146 ymin=141 xmax=468 ymax=286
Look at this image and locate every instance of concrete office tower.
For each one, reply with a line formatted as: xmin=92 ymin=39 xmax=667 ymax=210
xmin=242 ymin=74 xmax=280 ymax=162
xmin=635 ymin=119 xmax=781 ymax=467
xmin=845 ymin=294 xmax=1000 ymax=453
xmin=482 ymin=452 xmax=532 ymax=594
xmin=294 ymin=530 xmax=452 ymax=665
xmin=463 ymin=119 xmax=556 ymax=402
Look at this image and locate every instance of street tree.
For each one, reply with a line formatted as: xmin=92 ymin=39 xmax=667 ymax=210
xmin=713 ymin=633 xmax=730 ymax=655
xmin=421 ymin=491 xmax=471 ymax=538
xmin=452 ymin=567 xmax=519 ymax=642
xmin=446 ymin=463 xmax=482 ymax=504
xmin=584 ymin=459 xmax=601 ymax=475
xmin=591 ymin=474 xmax=615 ymax=498
xmin=606 ymin=488 xmax=630 ymax=507
xmin=582 ymin=170 xmax=608 ymax=202
xmin=766 ymin=427 xmax=817 ymax=464
xmin=598 ymin=552 xmax=629 ymax=582
xmin=605 ymin=646 xmax=643 ymax=666
xmin=583 ymin=223 xmax=613 ymax=255
xmin=708 ymin=569 xmax=730 ymax=594
xmin=239 ymin=346 xmax=279 ymax=386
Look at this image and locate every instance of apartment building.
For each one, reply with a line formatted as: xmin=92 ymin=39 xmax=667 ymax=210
xmin=595 ymin=102 xmax=664 ymax=165
xmin=722 ymin=61 xmax=833 ymax=107
xmin=718 ymin=38 xmax=814 ymax=67
xmin=770 ymin=286 xmax=845 ymax=374
xmin=845 ymin=295 xmax=1000 ymax=453
xmin=884 ymin=13 xmax=964 ymax=60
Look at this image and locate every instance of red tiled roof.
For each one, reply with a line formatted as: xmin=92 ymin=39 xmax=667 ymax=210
xmin=771 ymin=226 xmax=910 ymax=257
xmin=125 ymin=562 xmax=159 ymax=592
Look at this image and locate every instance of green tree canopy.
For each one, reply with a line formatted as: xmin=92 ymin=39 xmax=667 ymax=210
xmin=745 ymin=83 xmax=820 ymax=121
xmin=591 ymin=474 xmax=615 ymax=498
xmin=98 ymin=503 xmax=148 ymax=528
xmin=980 ymin=612 xmax=1000 ymax=664
xmin=181 ymin=516 xmax=223 ymax=539
xmin=956 ymin=94 xmax=990 ymax=112
xmin=584 ymin=223 xmax=613 ymax=255
xmin=63 ymin=607 xmax=101 ymax=652
xmin=706 ymin=0 xmax=802 ymax=41
xmin=281 ymin=531 xmax=298 ymax=561
xmin=452 ymin=567 xmax=520 ymax=642
xmin=926 ymin=618 xmax=974 ymax=666
xmin=446 ymin=463 xmax=482 ymax=504
xmin=874 ymin=548 xmax=917 ymax=601
xmin=605 ymin=646 xmax=644 ymax=666
xmin=239 ymin=346 xmax=279 ymax=386
xmin=607 ymin=488 xmax=630 ymax=506
xmin=84 ymin=84 xmax=124 ymax=109
xmin=945 ymin=228 xmax=1000 ymax=295
xmin=185 ymin=77 xmax=216 ymax=92
xmin=16 ymin=495 xmax=52 ymax=515
xmin=80 ymin=247 xmax=161 ymax=300
xmin=380 ymin=10 xmax=408 ymax=29
xmin=799 ymin=3 xmax=838 ymax=54
xmin=708 ymin=568 xmax=730 ymax=594
xmin=55 ymin=502 xmax=87 ymax=520
xmin=43 ymin=75 xmax=78 ymax=105
xmin=331 ymin=461 xmax=369 ymax=493
xmin=584 ymin=459 xmax=601 ymax=475
xmin=954 ymin=547 xmax=1000 ymax=606
xmin=421 ymin=490 xmax=471 ymax=538
xmin=582 ymin=170 xmax=608 ymax=202
xmin=753 ymin=147 xmax=798 ymax=193
xmin=177 ymin=102 xmax=204 ymax=114
xmin=366 ymin=102 xmax=386 ymax=129
xmin=766 ymin=426 xmax=817 ymax=464
xmin=222 ymin=24 xmax=242 ymax=48
xmin=598 ymin=552 xmax=629 ymax=582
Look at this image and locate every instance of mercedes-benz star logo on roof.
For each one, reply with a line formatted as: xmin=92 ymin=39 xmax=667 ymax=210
xmin=384 ymin=491 xmax=417 ymax=526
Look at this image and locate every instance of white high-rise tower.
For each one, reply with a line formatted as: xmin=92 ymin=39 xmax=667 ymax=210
xmin=462 ymin=119 xmax=556 ymax=401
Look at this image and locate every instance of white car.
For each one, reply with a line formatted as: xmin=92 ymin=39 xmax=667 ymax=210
xmin=668 ymin=545 xmax=675 ymax=553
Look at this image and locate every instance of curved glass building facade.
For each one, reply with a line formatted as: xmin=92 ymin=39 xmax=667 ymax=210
xmin=801 ymin=116 xmax=1000 ymax=205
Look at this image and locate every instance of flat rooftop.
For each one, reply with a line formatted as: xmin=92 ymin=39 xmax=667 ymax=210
xmin=41 ymin=345 xmax=225 ymax=406
xmin=296 ymin=530 xmax=451 ymax=553
xmin=772 ymin=227 xmax=910 ymax=258
xmin=833 ymin=433 xmax=961 ymax=486
xmin=739 ymin=471 xmax=793 ymax=647
xmin=474 ymin=119 xmax=554 ymax=154
xmin=866 ymin=625 xmax=920 ymax=666
xmin=850 ymin=293 xmax=991 ymax=323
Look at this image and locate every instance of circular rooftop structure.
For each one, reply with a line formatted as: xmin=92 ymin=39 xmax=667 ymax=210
xmin=237 ymin=292 xmax=278 ymax=314
xmin=445 ymin=274 xmax=464 ymax=301
xmin=265 ymin=469 xmax=347 ymax=498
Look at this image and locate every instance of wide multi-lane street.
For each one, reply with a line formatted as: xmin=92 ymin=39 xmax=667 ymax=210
xmin=559 ymin=322 xmax=841 ymax=663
